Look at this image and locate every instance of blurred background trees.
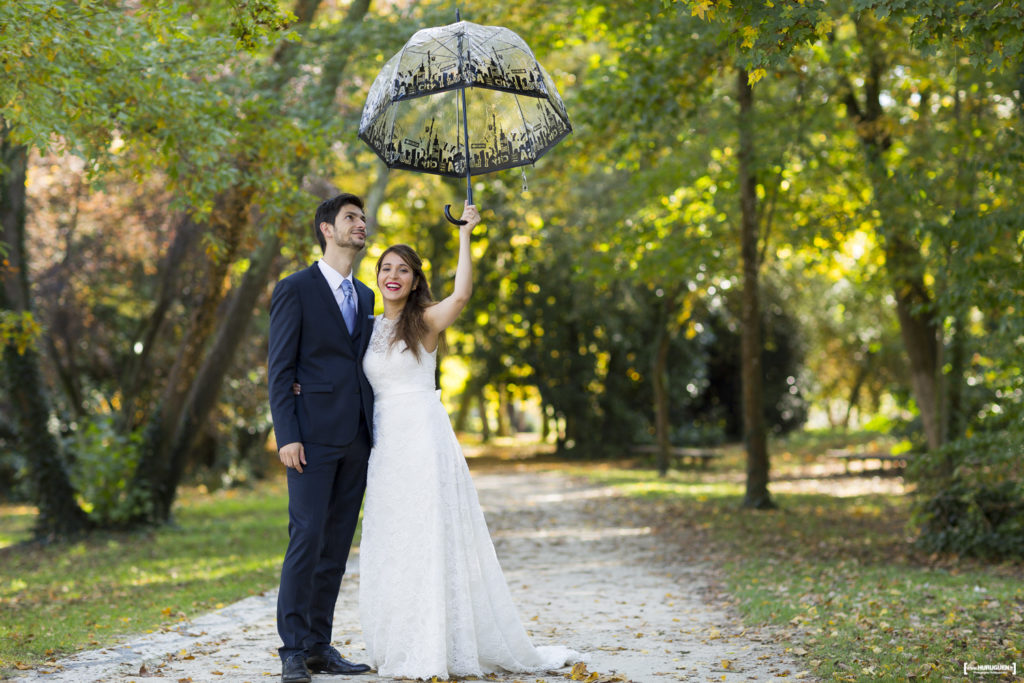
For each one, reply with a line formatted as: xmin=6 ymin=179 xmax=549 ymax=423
xmin=2 ymin=0 xmax=1021 ymax=556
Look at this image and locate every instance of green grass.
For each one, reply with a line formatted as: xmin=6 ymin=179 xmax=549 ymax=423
xmin=0 ymin=502 xmax=35 ymax=548
xmin=3 ymin=434 xmax=1021 ymax=682
xmin=0 ymin=478 xmax=300 ymax=674
xmin=574 ymin=464 xmax=1024 ymax=683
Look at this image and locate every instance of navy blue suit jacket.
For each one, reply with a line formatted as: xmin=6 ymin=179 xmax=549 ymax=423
xmin=267 ymin=263 xmax=375 ymax=451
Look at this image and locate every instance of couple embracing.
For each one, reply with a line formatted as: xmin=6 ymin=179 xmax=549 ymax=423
xmin=266 ymin=193 xmax=579 ymax=682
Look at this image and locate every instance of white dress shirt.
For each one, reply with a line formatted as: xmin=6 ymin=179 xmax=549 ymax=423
xmin=318 ymin=259 xmax=357 ymax=318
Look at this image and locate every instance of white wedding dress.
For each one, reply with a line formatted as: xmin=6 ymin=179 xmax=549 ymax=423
xmin=359 ymin=315 xmax=579 ymax=680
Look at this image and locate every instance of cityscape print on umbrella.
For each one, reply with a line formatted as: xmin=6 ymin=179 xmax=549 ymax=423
xmin=359 ymin=19 xmax=572 ymax=179
xmin=363 ymin=102 xmax=569 ymax=177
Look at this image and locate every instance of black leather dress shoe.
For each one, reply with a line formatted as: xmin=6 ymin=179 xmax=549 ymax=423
xmin=282 ymin=653 xmax=312 ymax=683
xmin=306 ymin=646 xmax=372 ymax=675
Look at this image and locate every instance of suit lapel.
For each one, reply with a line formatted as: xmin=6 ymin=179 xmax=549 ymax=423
xmin=309 ymin=264 xmax=354 ymax=344
xmin=364 ymin=282 xmax=377 ymax=352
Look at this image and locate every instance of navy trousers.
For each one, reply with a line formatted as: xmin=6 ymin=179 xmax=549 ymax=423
xmin=277 ymin=424 xmax=371 ymax=659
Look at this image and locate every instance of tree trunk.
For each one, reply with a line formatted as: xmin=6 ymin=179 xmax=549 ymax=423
xmin=41 ymin=180 xmax=88 ymax=418
xmin=159 ymin=228 xmax=282 ymax=520
xmin=843 ymin=358 xmax=870 ymax=428
xmin=941 ymin=310 xmax=966 ymax=478
xmin=736 ymin=69 xmax=774 ymax=510
xmin=454 ymin=373 xmax=486 ymax=434
xmin=119 ymin=214 xmax=203 ymax=430
xmin=940 ymin=81 xmax=973 ymax=452
xmin=651 ymin=293 xmax=673 ymax=476
xmin=1 ymin=122 xmax=91 ymax=537
xmin=131 ymin=190 xmax=248 ymax=521
xmin=128 ymin=0 xmax=373 ymax=523
xmin=886 ymin=237 xmax=941 ymax=450
xmin=454 ymin=380 xmax=473 ymax=433
xmin=477 ymin=389 xmax=491 ymax=441
xmin=505 ymin=384 xmax=520 ymax=433
xmin=845 ymin=24 xmax=942 ymax=452
xmin=0 ymin=413 xmax=15 ymax=440
xmin=944 ymin=311 xmax=967 ymax=441
xmin=495 ymin=381 xmax=511 ymax=437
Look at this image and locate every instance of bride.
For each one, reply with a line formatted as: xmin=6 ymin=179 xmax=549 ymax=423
xmin=358 ymin=203 xmax=580 ymax=680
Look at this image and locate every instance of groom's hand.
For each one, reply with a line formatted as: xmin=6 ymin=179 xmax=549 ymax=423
xmin=279 ymin=442 xmax=306 ymax=473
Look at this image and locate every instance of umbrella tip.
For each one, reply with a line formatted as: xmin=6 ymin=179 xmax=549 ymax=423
xmin=455 ymin=7 xmax=461 ymax=21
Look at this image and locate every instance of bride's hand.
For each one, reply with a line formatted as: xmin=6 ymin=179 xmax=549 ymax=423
xmin=460 ymin=202 xmax=480 ymax=231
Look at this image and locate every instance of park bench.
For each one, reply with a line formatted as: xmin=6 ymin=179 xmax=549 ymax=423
xmin=826 ymin=448 xmax=915 ymax=473
xmin=630 ymin=444 xmax=722 ymax=469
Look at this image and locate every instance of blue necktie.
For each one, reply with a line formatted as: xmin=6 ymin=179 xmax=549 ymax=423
xmin=340 ymin=279 xmax=356 ymax=334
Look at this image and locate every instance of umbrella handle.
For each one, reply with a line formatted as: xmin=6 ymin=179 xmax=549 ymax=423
xmin=444 ymin=204 xmax=468 ymax=226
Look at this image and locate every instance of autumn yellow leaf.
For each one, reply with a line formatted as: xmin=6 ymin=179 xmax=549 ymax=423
xmin=691 ymin=0 xmax=713 ymax=20
xmin=741 ymin=26 xmax=758 ymax=49
xmin=747 ymin=68 xmax=767 ymax=86
xmin=569 ymin=662 xmax=589 ymax=680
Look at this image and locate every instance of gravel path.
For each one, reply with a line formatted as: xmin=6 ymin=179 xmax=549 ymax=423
xmin=13 ymin=469 xmax=812 ymax=682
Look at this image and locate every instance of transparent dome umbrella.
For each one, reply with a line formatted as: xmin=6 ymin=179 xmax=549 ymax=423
xmin=358 ymin=11 xmax=572 ymax=225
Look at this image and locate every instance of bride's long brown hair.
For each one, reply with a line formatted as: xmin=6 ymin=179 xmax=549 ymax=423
xmin=376 ymin=244 xmax=446 ymax=359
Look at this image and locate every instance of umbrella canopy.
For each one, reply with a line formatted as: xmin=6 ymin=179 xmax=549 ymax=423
xmin=358 ymin=20 xmax=571 ymax=182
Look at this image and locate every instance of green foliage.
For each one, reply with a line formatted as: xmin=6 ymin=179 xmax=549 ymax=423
xmin=909 ymin=423 xmax=1024 ymax=559
xmin=0 ymin=0 xmax=302 ymax=211
xmin=0 ymin=478 xmax=292 ymax=670
xmin=693 ymin=289 xmax=808 ymax=439
xmin=669 ymin=0 xmax=1024 ymax=74
xmin=580 ymin=457 xmax=1024 ymax=682
xmin=228 ymin=0 xmax=298 ymax=50
xmin=914 ymin=479 xmax=1024 ymax=560
xmin=64 ymin=416 xmax=144 ymax=526
xmin=0 ymin=311 xmax=41 ymax=355
xmin=6 ymin=0 xmax=1024 ymax=539
xmin=0 ymin=445 xmax=27 ymax=503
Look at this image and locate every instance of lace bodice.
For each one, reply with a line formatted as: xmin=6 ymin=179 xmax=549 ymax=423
xmin=363 ymin=315 xmax=436 ymax=399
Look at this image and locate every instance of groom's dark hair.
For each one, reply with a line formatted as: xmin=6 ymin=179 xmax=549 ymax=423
xmin=314 ymin=193 xmax=364 ymax=253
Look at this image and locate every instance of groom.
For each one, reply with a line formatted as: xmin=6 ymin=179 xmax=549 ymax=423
xmin=267 ymin=193 xmax=375 ymax=683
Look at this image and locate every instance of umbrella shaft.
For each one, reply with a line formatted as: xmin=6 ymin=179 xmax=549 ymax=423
xmin=459 ymin=85 xmax=473 ymax=204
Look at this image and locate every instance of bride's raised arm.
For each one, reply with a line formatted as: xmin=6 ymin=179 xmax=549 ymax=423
xmin=424 ymin=202 xmax=481 ymax=334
